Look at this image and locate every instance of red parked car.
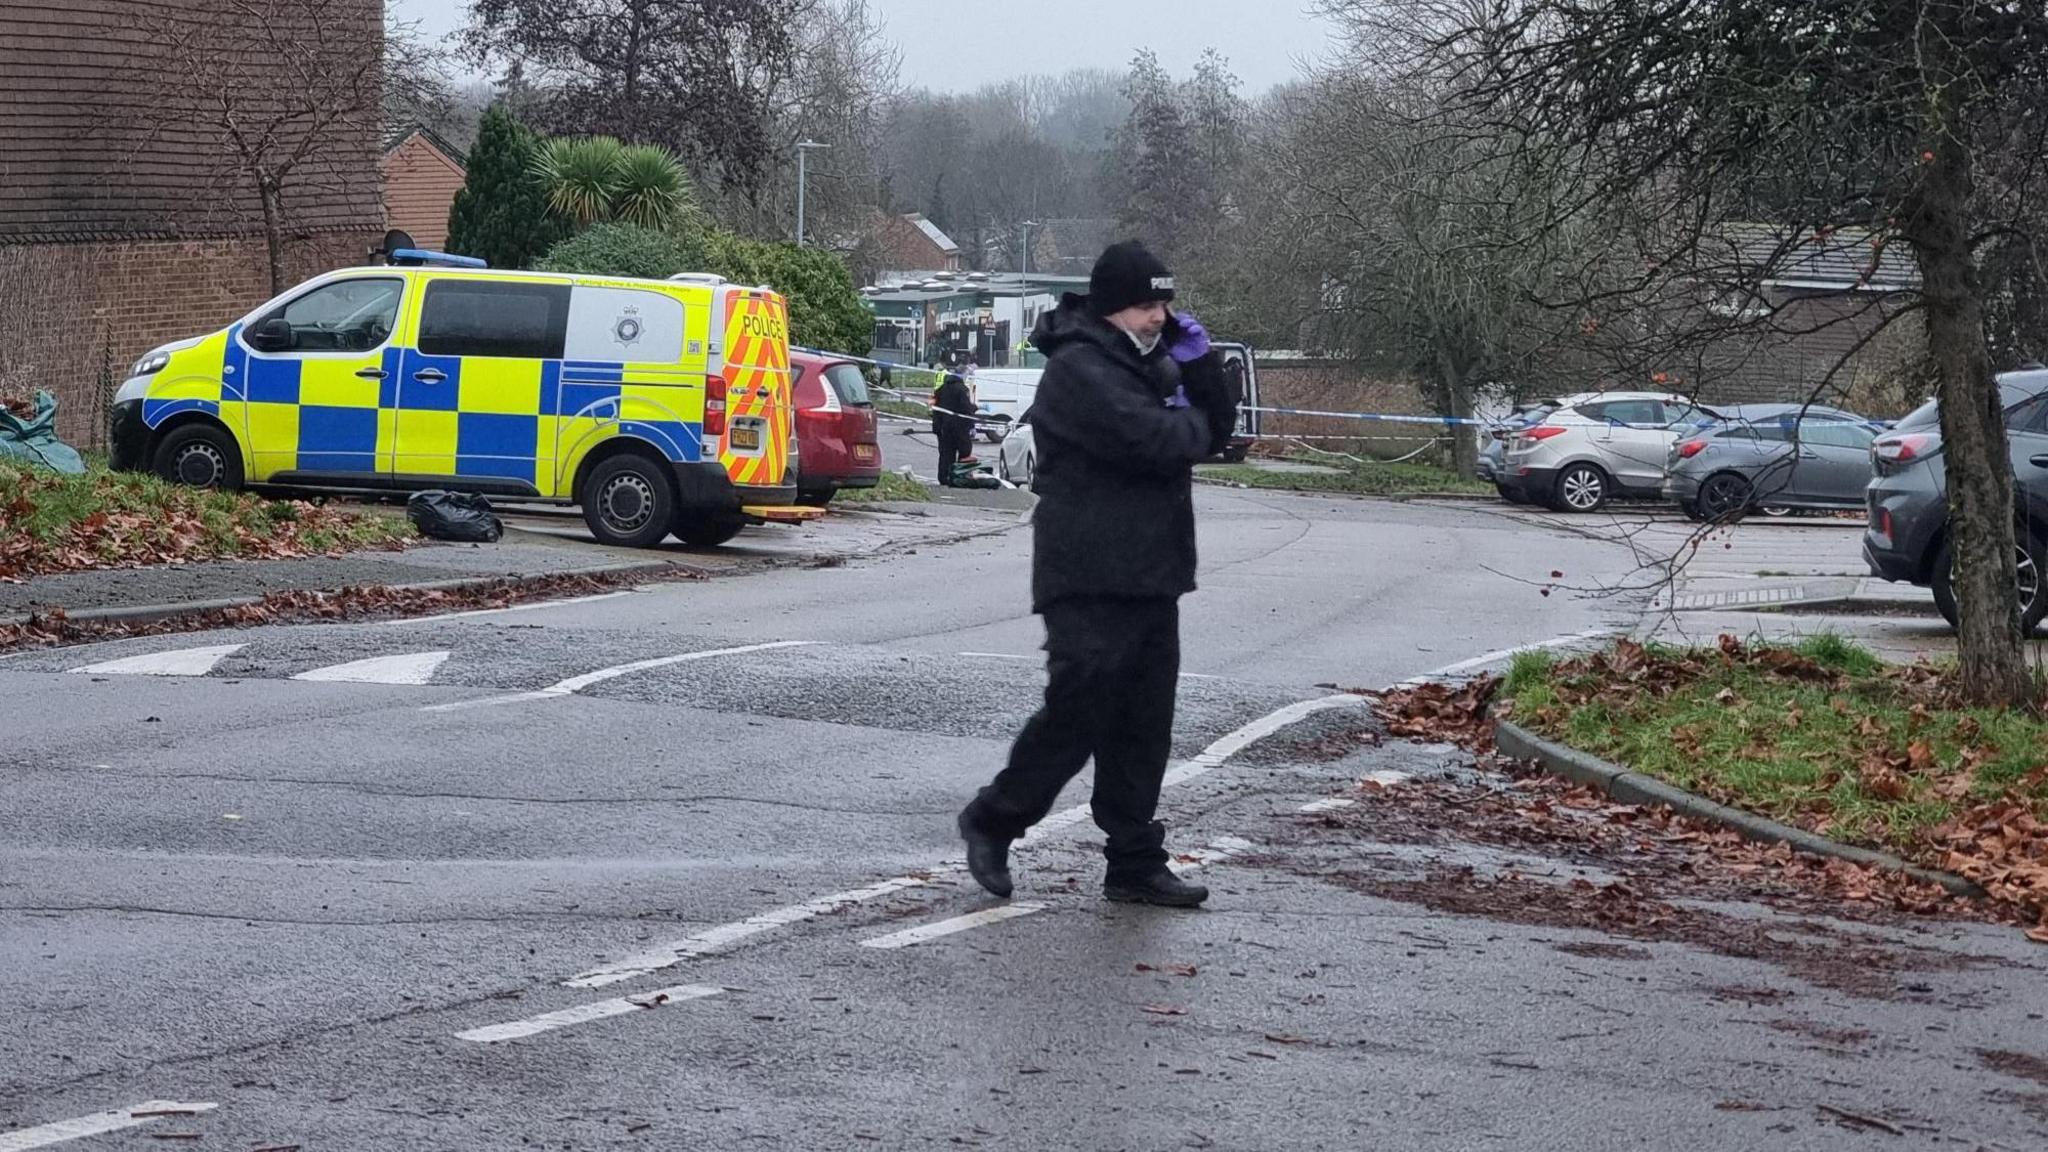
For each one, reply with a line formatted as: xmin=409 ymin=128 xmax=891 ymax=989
xmin=790 ymin=351 xmax=882 ymax=504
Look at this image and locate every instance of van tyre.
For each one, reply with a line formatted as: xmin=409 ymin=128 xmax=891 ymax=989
xmin=582 ymin=454 xmax=677 ymax=549
xmin=1931 ymin=534 xmax=2047 ymax=635
xmin=675 ymin=515 xmax=745 ymax=548
xmin=1552 ymin=463 xmax=1609 ymax=513
xmin=153 ymin=424 xmax=244 ymax=490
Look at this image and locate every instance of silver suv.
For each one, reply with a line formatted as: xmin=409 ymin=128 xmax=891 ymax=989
xmin=1500 ymin=392 xmax=1723 ymax=512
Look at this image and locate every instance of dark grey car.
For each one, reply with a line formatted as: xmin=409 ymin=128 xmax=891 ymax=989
xmin=1663 ymin=413 xmax=1879 ymax=521
xmin=1863 ymin=370 xmax=2048 ymax=633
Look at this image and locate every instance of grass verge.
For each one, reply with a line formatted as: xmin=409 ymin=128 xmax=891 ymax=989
xmin=0 ymin=463 xmax=414 ymax=580
xmin=834 ymin=470 xmax=933 ymax=504
xmin=875 ymin=399 xmax=931 ymax=422
xmin=1198 ymin=459 xmax=1492 ymax=498
xmin=1502 ymin=635 xmax=2048 ymax=935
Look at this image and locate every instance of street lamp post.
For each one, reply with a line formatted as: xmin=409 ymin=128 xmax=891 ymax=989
xmin=1018 ymin=219 xmax=1039 ymax=367
xmin=794 ymin=140 xmax=829 ymax=247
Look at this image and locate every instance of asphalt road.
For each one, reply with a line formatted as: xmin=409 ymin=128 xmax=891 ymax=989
xmin=4 ymin=487 xmax=2044 ymax=1150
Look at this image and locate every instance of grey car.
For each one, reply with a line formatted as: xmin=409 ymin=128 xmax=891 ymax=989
xmin=1863 ymin=370 xmax=2048 ymax=633
xmin=1478 ymin=403 xmax=1553 ymax=502
xmin=1663 ymin=410 xmax=1880 ymax=521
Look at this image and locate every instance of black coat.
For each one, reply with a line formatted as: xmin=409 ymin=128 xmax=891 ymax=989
xmin=932 ymin=376 xmax=978 ymax=449
xmin=1025 ymin=296 xmax=1216 ymax=612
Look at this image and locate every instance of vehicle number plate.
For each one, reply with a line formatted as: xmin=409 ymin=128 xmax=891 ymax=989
xmin=854 ymin=444 xmax=878 ymax=462
xmin=730 ymin=426 xmax=762 ymax=450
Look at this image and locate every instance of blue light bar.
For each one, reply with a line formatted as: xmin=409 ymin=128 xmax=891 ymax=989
xmin=390 ymin=249 xmax=489 ymax=269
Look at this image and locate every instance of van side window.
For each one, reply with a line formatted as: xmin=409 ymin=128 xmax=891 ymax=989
xmin=419 ymin=281 xmax=571 ymax=359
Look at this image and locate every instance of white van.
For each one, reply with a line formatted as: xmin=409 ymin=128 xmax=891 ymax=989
xmin=970 ymin=368 xmax=1041 ymax=442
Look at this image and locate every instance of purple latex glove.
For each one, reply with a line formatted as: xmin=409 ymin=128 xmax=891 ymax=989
xmin=1164 ymin=384 xmax=1192 ymax=409
xmin=1167 ymin=312 xmax=1210 ymax=363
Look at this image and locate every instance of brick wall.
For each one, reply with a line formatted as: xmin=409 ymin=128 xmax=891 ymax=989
xmin=0 ymin=231 xmax=379 ymax=446
xmin=381 ymin=133 xmax=467 ymax=251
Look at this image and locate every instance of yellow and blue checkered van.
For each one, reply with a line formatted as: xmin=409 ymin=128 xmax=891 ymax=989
xmin=111 ymin=261 xmax=811 ymax=547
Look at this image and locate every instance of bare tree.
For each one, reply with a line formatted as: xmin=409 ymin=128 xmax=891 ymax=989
xmin=465 ymin=0 xmax=808 ymax=201
xmin=145 ymin=0 xmax=386 ymax=295
xmin=721 ymin=0 xmax=902 ymax=244
xmin=1342 ymin=0 xmax=2048 ymax=705
xmin=1256 ymin=69 xmax=1616 ymax=474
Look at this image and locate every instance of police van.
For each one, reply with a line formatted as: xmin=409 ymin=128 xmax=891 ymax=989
xmin=110 ymin=250 xmax=811 ymax=548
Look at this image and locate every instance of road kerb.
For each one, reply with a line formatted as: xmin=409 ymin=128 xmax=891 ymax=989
xmin=1492 ymin=714 xmax=1983 ymax=898
xmin=0 ymin=560 xmax=691 ymax=632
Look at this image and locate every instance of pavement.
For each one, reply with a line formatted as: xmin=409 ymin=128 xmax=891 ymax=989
xmin=1440 ymin=498 xmax=2048 ymax=666
xmin=1 ymin=465 xmax=1023 ymax=627
xmin=5 ymin=486 xmax=2047 ymax=1149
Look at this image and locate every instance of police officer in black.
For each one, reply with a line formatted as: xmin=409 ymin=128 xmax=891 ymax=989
xmin=931 ymin=371 xmax=978 ymax=486
xmin=956 ymin=241 xmax=1238 ymax=907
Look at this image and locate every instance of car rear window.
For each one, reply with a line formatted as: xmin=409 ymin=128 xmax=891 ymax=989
xmin=823 ymin=363 xmax=872 ymax=406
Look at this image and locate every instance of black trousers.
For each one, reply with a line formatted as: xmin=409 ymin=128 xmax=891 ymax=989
xmin=968 ymin=598 xmax=1181 ymax=873
xmin=936 ymin=425 xmax=972 ymax=485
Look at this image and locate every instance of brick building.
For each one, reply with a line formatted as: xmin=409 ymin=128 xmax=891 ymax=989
xmin=0 ymin=1 xmax=387 ymax=445
xmin=871 ymin=212 xmax=963 ymax=277
xmin=381 ymin=127 xmax=468 ymax=253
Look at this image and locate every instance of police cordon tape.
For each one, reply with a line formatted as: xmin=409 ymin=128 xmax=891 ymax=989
xmin=797 ymin=345 xmax=1510 ymax=432
xmin=875 ymin=408 xmax=1449 ymax=444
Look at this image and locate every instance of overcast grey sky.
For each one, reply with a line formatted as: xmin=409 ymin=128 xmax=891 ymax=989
xmin=389 ymin=0 xmax=1338 ymax=94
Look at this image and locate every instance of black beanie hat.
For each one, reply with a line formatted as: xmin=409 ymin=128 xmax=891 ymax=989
xmin=1088 ymin=240 xmax=1176 ymax=316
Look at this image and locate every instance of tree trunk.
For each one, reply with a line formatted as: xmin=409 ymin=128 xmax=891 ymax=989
xmin=258 ymin=176 xmax=286 ymax=297
xmin=1434 ymin=350 xmax=1479 ymax=478
xmin=1915 ymin=140 xmax=2030 ymax=705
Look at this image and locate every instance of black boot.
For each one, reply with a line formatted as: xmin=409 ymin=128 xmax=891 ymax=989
xmin=1104 ymin=865 xmax=1208 ymax=908
xmin=957 ymin=807 xmax=1014 ymax=898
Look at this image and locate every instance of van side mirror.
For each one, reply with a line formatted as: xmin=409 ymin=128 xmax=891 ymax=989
xmin=248 ymin=318 xmax=294 ymax=352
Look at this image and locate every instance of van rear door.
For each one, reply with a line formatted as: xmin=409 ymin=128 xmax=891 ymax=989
xmin=711 ymin=287 xmax=792 ymax=492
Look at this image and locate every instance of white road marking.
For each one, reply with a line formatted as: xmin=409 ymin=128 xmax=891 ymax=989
xmin=567 ymin=874 xmax=935 ymax=988
xmin=0 ymin=1101 xmax=218 ymax=1151
xmin=1168 ymin=835 xmax=1255 ymax=875
xmin=858 ymin=902 xmax=1047 ymax=950
xmin=293 ymin=650 xmax=451 ymax=685
xmin=565 ymin=697 xmax=1359 ymax=987
xmin=67 ymin=644 xmax=242 ymax=678
xmin=1158 ymin=694 xmax=1367 ymax=791
xmin=425 ymin=640 xmax=817 ymax=713
xmin=1395 ymin=629 xmax=1614 ymax=688
xmin=958 ymin=651 xmax=1230 ymax=681
xmin=550 ymin=641 xmax=816 ymax=693
xmin=455 ymin=984 xmax=721 ymax=1044
xmin=424 ymin=690 xmax=560 ymax=714
xmin=384 ymin=590 xmax=639 ymax=627
xmin=1301 ymin=770 xmax=1412 ymax=814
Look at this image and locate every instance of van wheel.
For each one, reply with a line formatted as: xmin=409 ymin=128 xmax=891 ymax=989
xmin=1930 ymin=535 xmax=2046 ymax=634
xmin=582 ymin=454 xmax=676 ymax=548
xmin=674 ymin=515 xmax=745 ymax=548
xmin=153 ymin=424 xmax=244 ymax=490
